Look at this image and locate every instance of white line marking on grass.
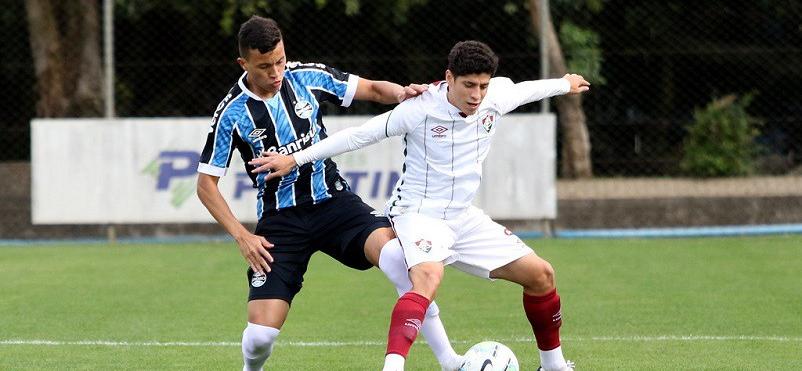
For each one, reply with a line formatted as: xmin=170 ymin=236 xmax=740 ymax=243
xmin=2 ymin=335 xmax=801 ymax=348
xmin=566 ymin=335 xmax=802 ymax=342
xmin=0 ymin=340 xmax=242 ymax=347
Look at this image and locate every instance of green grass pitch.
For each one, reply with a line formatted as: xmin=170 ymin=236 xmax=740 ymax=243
xmin=1 ymin=235 xmax=800 ymax=370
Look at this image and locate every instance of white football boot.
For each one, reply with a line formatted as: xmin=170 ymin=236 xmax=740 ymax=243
xmin=442 ymin=354 xmax=466 ymax=371
xmin=537 ymin=360 xmax=575 ymax=371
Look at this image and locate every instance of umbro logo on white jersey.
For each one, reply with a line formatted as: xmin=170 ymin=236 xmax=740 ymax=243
xmin=431 ymin=125 xmax=448 ymax=138
xmin=431 ymin=125 xmax=448 ymax=134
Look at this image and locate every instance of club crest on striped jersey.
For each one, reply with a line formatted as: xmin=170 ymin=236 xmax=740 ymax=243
xmin=481 ymin=113 xmax=496 ymax=133
xmin=294 ymin=100 xmax=313 ymax=119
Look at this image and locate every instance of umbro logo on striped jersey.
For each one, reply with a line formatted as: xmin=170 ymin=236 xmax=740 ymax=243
xmin=248 ymin=129 xmax=268 ymax=142
xmin=248 ymin=129 xmax=266 ymax=139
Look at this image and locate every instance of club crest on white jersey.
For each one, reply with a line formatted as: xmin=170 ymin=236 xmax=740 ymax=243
xmin=481 ymin=113 xmax=496 ymax=133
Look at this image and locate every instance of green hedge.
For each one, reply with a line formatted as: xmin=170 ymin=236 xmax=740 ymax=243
xmin=680 ymin=94 xmax=763 ymax=177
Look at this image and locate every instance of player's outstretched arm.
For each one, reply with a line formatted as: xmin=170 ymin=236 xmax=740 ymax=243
xmin=354 ymin=78 xmax=427 ymax=104
xmin=197 ymin=173 xmax=274 ymax=273
xmin=490 ymin=73 xmax=590 ymax=115
xmin=249 ymin=110 xmax=399 ymax=179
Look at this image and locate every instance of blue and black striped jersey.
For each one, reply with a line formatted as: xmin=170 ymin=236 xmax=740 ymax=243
xmin=198 ymin=62 xmax=358 ymax=218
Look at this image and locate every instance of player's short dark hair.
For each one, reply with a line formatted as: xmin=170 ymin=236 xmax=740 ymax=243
xmin=447 ymin=41 xmax=499 ymax=78
xmin=238 ymin=16 xmax=283 ymax=58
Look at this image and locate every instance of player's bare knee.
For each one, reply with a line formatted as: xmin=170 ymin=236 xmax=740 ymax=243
xmin=526 ymin=260 xmax=555 ymax=292
xmin=364 ymin=227 xmax=395 ymax=266
xmin=413 ymin=267 xmax=443 ymax=287
xmin=410 ymin=264 xmax=444 ymax=296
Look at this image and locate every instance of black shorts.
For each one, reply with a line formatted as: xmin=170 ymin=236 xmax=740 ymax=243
xmin=246 ymin=191 xmax=390 ymax=303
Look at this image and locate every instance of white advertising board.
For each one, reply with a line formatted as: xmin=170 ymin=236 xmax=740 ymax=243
xmin=31 ymin=114 xmax=555 ymax=224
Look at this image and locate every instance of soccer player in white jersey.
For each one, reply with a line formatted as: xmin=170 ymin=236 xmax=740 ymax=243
xmin=249 ymin=40 xmax=589 ymax=371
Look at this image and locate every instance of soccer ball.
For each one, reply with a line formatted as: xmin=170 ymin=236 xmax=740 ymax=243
xmin=458 ymin=341 xmax=519 ymax=371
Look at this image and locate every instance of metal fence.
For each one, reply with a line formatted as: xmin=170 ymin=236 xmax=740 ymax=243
xmin=2 ymin=0 xmax=802 ymax=238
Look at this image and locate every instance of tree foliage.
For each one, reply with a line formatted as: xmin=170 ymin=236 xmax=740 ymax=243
xmin=215 ymin=0 xmax=428 ymax=34
xmin=559 ymin=22 xmax=605 ymax=85
xmin=681 ymin=94 xmax=763 ymax=177
xmin=11 ymin=0 xmax=801 ymax=174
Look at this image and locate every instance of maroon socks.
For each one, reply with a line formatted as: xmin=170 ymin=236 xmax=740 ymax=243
xmin=523 ymin=288 xmax=563 ymax=350
xmin=386 ymin=292 xmax=431 ymax=357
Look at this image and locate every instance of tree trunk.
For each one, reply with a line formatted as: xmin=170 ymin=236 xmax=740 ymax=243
xmin=528 ymin=0 xmax=593 ymax=178
xmin=26 ymin=0 xmax=103 ymax=118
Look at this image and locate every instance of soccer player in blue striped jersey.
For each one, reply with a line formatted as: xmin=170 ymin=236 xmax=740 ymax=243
xmin=196 ymin=16 xmax=463 ymax=371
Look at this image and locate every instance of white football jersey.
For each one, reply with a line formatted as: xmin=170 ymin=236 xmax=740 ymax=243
xmin=293 ymin=77 xmax=570 ymax=219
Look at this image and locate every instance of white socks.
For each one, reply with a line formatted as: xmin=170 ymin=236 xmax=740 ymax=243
xmin=378 ymin=238 xmax=414 ymax=294
xmin=382 ymin=353 xmax=406 ymax=371
xmin=420 ymin=302 xmax=463 ymax=370
xmin=540 ymin=346 xmax=566 ymax=371
xmin=242 ymin=322 xmax=280 ymax=371
xmin=379 ymin=238 xmax=462 ymax=370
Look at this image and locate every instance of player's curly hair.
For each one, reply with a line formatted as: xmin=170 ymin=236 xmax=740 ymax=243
xmin=447 ymin=41 xmax=498 ymax=77
xmin=238 ymin=16 xmax=282 ymax=58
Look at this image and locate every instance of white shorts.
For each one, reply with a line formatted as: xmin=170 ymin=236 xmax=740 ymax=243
xmin=390 ymin=206 xmax=533 ymax=279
